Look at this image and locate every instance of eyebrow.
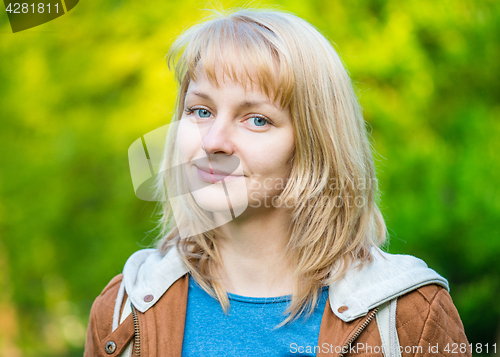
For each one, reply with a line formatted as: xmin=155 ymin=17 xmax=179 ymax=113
xmin=186 ymin=90 xmax=279 ymax=110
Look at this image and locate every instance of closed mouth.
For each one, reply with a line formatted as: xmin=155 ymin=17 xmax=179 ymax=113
xmin=195 ymin=165 xmax=244 ymax=183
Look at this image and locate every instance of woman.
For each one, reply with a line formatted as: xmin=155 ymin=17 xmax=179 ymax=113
xmin=84 ymin=8 xmax=470 ymax=357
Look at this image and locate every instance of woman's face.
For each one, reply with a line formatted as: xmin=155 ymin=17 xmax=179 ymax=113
xmin=176 ymin=64 xmax=295 ymax=224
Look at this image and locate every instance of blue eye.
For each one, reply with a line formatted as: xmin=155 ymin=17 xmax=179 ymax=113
xmin=193 ymin=108 xmax=212 ymax=118
xmin=248 ymin=117 xmax=269 ymax=127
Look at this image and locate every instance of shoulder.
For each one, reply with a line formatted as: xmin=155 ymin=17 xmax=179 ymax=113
xmin=397 ymin=284 xmax=463 ymax=331
xmin=86 ymin=274 xmax=124 ymax=337
xmin=328 ymin=247 xmax=450 ymax=322
xmin=91 ymin=274 xmax=124 ymax=312
xmin=396 ymin=284 xmax=470 ymax=355
xmin=84 ymin=274 xmax=138 ymax=357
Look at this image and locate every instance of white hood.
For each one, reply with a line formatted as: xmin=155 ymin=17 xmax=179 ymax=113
xmin=119 ymin=246 xmax=448 ymax=323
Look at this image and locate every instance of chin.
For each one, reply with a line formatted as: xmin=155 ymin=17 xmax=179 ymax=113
xmin=191 ymin=180 xmax=249 ymax=215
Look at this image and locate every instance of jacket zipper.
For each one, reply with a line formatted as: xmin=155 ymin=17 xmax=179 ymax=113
xmin=128 ymin=302 xmax=377 ymax=357
xmin=131 ymin=303 xmax=141 ymax=357
xmin=338 ymin=307 xmax=379 ymax=357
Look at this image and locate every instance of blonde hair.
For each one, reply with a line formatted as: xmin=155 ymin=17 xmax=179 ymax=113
xmin=155 ymin=7 xmax=387 ymax=324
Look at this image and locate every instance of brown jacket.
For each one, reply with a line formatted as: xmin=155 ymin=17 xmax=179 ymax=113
xmin=84 ymin=273 xmax=470 ymax=357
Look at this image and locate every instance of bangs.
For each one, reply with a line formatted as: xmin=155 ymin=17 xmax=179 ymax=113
xmin=168 ymin=13 xmax=295 ymax=109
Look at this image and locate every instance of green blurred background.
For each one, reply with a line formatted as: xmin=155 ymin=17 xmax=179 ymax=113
xmin=0 ymin=0 xmax=499 ymax=355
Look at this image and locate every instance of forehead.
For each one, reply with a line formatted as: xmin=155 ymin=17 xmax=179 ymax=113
xmin=190 ymin=55 xmax=282 ymax=101
xmin=181 ymin=39 xmax=293 ymax=108
xmin=186 ymin=63 xmax=279 ymax=104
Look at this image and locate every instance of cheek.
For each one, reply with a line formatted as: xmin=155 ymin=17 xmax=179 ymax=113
xmin=176 ymin=119 xmax=202 ymax=162
xmin=279 ymin=131 xmax=295 ymax=174
xmin=261 ymin=134 xmax=294 ymax=174
xmin=247 ymin=134 xmax=295 ymax=183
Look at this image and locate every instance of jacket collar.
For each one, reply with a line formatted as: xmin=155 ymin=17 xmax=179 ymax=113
xmin=327 ymin=248 xmax=448 ymax=322
xmin=122 ymin=246 xmax=448 ymax=321
xmin=122 ymin=247 xmax=189 ymax=313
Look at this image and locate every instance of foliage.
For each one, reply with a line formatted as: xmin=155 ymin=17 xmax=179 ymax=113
xmin=0 ymin=0 xmax=498 ymax=355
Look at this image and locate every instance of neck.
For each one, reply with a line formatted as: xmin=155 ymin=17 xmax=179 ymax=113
xmin=213 ymin=206 xmax=295 ymax=297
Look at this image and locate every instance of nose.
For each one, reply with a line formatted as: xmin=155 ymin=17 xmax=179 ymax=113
xmin=200 ymin=113 xmax=236 ymax=155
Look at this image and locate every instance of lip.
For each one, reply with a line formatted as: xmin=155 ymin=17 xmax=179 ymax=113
xmin=195 ymin=165 xmax=244 ymax=183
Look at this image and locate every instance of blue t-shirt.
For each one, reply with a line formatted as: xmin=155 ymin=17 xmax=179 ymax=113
xmin=182 ymin=273 xmax=329 ymax=356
